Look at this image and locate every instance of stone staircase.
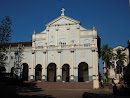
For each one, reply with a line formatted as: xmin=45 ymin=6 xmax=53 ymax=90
xmin=36 ymin=82 xmax=93 ymax=89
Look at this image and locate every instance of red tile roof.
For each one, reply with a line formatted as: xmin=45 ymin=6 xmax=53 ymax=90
xmin=8 ymin=41 xmax=32 ymax=47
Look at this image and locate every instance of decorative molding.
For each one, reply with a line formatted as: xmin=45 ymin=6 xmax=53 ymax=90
xmin=43 ymin=50 xmax=47 ymax=54
xmin=80 ymin=51 xmax=86 ymax=58
xmin=76 ymin=24 xmax=80 ymax=29
xmin=55 ymin=25 xmax=59 ymax=31
xmin=70 ymin=49 xmax=74 ymax=53
xmin=57 ymin=75 xmax=61 ymax=77
xmin=22 ymin=53 xmax=28 ymax=59
xmin=64 ymin=53 xmax=68 ymax=58
xmin=91 ymin=48 xmax=96 ymax=52
xmin=70 ymin=30 xmax=76 ymax=37
xmin=38 ymin=55 xmax=41 ymax=58
xmin=49 ymin=33 xmax=55 ymax=39
xmin=31 ymin=50 xmax=35 ymax=54
xmin=66 ymin=24 xmax=70 ymax=30
xmin=45 ymin=15 xmax=81 ymax=27
xmin=57 ymin=49 xmax=62 ymax=53
xmin=60 ymin=30 xmax=66 ymax=36
xmin=74 ymin=67 xmax=77 ymax=69
xmin=70 ymin=51 xmax=74 ymax=53
xmin=89 ymin=66 xmax=93 ymax=68
xmin=49 ymin=52 xmax=55 ymax=59
xmin=58 ymin=51 xmax=61 ymax=53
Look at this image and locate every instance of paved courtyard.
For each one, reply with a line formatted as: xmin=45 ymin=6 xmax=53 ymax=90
xmin=17 ymin=88 xmax=113 ymax=98
xmin=1 ymin=81 xmax=130 ymax=98
xmin=0 ymin=81 xmax=112 ymax=98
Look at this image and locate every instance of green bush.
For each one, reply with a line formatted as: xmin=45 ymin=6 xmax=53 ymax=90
xmin=103 ymin=78 xmax=112 ymax=86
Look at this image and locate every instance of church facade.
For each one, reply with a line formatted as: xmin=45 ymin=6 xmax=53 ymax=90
xmin=1 ymin=9 xmax=100 ymax=88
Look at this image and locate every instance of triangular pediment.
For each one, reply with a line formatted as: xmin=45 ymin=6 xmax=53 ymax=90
xmin=113 ymin=46 xmax=125 ymax=50
xmin=45 ymin=15 xmax=81 ymax=26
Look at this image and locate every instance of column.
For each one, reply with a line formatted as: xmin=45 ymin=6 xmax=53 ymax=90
xmin=92 ymin=49 xmax=96 ymax=80
xmin=57 ymin=50 xmax=61 ymax=81
xmin=75 ymin=67 xmax=78 ymax=82
xmin=92 ymin=49 xmax=99 ymax=89
xmin=30 ymin=50 xmax=35 ymax=80
xmin=70 ymin=50 xmax=74 ymax=81
xmin=46 ymin=27 xmax=49 ymax=45
xmin=55 ymin=25 xmax=58 ymax=46
xmin=42 ymin=51 xmax=46 ymax=81
xmin=95 ymin=50 xmax=99 ymax=88
xmin=77 ymin=24 xmax=80 ymax=45
xmin=67 ymin=24 xmax=70 ymax=45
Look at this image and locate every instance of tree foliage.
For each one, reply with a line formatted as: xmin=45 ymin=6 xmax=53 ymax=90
xmin=101 ymin=44 xmax=113 ymax=68
xmin=116 ymin=48 xmax=126 ymax=74
xmin=0 ymin=16 xmax=12 ymax=50
xmin=0 ymin=16 xmax=12 ymax=73
xmin=116 ymin=48 xmax=126 ymax=67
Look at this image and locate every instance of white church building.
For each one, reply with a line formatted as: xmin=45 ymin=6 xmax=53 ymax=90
xmin=1 ymin=9 xmax=101 ymax=88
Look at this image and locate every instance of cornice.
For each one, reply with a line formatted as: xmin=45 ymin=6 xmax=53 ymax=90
xmin=45 ymin=15 xmax=81 ymax=27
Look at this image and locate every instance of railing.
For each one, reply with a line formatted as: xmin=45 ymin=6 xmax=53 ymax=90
xmin=9 ymin=47 xmax=31 ymax=51
xmin=34 ymin=44 xmax=92 ymax=50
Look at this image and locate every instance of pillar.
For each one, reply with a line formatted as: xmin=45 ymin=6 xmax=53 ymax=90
xmin=46 ymin=27 xmax=49 ymax=45
xmin=57 ymin=50 xmax=61 ymax=81
xmin=92 ymin=49 xmax=99 ymax=89
xmin=67 ymin=24 xmax=70 ymax=45
xmin=95 ymin=50 xmax=99 ymax=88
xmin=55 ymin=25 xmax=58 ymax=46
xmin=42 ymin=51 xmax=46 ymax=81
xmin=70 ymin=50 xmax=74 ymax=81
xmin=30 ymin=50 xmax=35 ymax=80
xmin=77 ymin=24 xmax=80 ymax=45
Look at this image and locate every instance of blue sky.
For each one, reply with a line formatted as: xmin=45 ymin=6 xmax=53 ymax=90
xmin=0 ymin=0 xmax=130 ymax=76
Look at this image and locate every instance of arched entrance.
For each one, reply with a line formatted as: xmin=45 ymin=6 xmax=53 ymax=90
xmin=47 ymin=63 xmax=56 ymax=82
xmin=62 ymin=64 xmax=70 ymax=82
xmin=78 ymin=62 xmax=89 ymax=82
xmin=35 ymin=64 xmax=42 ymax=81
xmin=21 ymin=63 xmax=29 ymax=81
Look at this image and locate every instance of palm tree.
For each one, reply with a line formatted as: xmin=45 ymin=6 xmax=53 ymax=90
xmin=116 ymin=48 xmax=126 ymax=78
xmin=101 ymin=44 xmax=113 ymax=78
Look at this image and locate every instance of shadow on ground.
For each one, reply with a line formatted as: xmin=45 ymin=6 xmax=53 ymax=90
xmin=82 ymin=92 xmax=113 ymax=98
xmin=0 ymin=79 xmax=55 ymax=98
xmin=82 ymin=87 xmax=130 ymax=98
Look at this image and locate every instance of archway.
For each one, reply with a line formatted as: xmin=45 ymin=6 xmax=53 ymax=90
xmin=21 ymin=63 xmax=29 ymax=81
xmin=35 ymin=64 xmax=42 ymax=81
xmin=78 ymin=62 xmax=89 ymax=82
xmin=62 ymin=64 xmax=70 ymax=82
xmin=47 ymin=63 xmax=56 ymax=82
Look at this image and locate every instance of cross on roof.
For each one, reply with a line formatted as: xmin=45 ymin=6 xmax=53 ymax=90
xmin=61 ymin=8 xmax=65 ymax=16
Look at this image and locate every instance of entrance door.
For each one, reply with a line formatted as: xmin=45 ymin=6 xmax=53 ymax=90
xmin=62 ymin=64 xmax=69 ymax=82
xmin=22 ymin=63 xmax=29 ymax=81
xmin=47 ymin=63 xmax=56 ymax=82
xmin=35 ymin=64 xmax=42 ymax=81
xmin=78 ymin=62 xmax=89 ymax=82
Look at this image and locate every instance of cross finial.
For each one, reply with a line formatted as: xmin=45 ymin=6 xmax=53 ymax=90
xmin=34 ymin=30 xmax=36 ymax=34
xmin=61 ymin=8 xmax=65 ymax=16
